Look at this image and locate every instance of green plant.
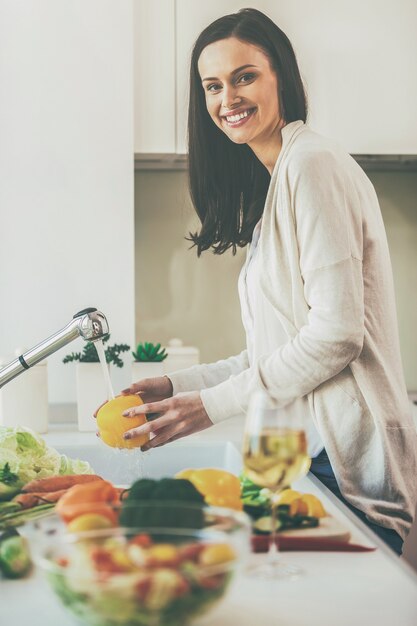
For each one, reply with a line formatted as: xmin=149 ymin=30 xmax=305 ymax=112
xmin=63 ymin=335 xmax=130 ymax=368
xmin=132 ymin=342 xmax=167 ymax=363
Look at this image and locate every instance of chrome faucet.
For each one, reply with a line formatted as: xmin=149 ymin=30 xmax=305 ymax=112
xmin=0 ymin=307 xmax=109 ymax=388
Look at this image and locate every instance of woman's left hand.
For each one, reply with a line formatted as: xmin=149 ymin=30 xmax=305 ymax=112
xmin=121 ymin=391 xmax=213 ymax=450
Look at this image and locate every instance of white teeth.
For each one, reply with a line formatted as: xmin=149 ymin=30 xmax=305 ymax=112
xmin=226 ymin=109 xmax=253 ymax=123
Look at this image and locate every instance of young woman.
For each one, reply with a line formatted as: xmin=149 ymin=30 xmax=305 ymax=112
xmin=121 ymin=8 xmax=417 ymax=555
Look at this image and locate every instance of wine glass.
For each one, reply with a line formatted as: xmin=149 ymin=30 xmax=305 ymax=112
xmin=242 ymin=390 xmax=311 ymax=579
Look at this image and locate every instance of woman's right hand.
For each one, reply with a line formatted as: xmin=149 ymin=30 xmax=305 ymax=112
xmin=120 ymin=375 xmax=174 ymax=404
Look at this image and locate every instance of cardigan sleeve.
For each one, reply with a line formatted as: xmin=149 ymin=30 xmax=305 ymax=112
xmin=200 ymin=151 xmax=365 ymax=423
xmin=167 ymin=350 xmax=249 ymax=395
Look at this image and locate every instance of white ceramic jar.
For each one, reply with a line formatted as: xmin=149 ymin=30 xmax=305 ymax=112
xmin=163 ymin=338 xmax=199 ymax=374
xmin=76 ymin=362 xmax=112 ymax=432
xmin=0 ymin=351 xmax=48 ymax=433
xmin=131 ymin=360 xmax=165 ymax=383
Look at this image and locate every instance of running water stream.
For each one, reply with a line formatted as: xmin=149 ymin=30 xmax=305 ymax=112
xmin=94 ymin=339 xmax=115 ymax=401
xmin=94 ymin=339 xmax=146 ymax=477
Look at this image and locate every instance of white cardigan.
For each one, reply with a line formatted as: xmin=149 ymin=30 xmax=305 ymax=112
xmin=169 ymin=120 xmax=417 ymax=539
xmin=238 ymin=218 xmax=324 ymax=458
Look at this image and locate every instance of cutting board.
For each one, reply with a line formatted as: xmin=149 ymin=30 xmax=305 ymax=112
xmin=277 ymin=515 xmax=351 ymax=542
xmin=250 ymin=514 xmax=359 ymax=552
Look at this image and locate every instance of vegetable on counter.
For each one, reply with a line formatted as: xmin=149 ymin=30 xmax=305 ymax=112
xmin=0 ymin=529 xmax=32 ymax=579
xmin=120 ymin=478 xmax=205 ymax=530
xmin=14 ymin=490 xmax=68 ymax=509
xmin=22 ymin=474 xmax=103 ymax=494
xmin=0 ymin=425 xmax=99 ymax=529
xmin=240 ymin=475 xmax=326 ymax=534
xmin=0 ymin=463 xmax=21 ymax=500
xmin=0 ymin=476 xmax=105 ymax=531
xmin=56 ymin=479 xmax=120 ymax=525
xmin=175 ymin=468 xmax=243 ymax=511
xmin=0 ymin=425 xmax=94 ymax=498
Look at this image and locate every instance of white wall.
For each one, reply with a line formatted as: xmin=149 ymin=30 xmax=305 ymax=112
xmin=0 ymin=1 xmax=135 ymax=402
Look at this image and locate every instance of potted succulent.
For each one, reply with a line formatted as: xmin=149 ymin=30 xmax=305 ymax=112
xmin=63 ymin=335 xmax=130 ymax=432
xmin=131 ymin=342 xmax=168 ymax=382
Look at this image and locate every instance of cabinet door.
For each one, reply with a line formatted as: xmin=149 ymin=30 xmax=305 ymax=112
xmin=0 ymin=0 xmax=135 ymax=403
xmin=134 ymin=0 xmax=176 ymax=153
xmin=176 ymin=0 xmax=417 ymax=154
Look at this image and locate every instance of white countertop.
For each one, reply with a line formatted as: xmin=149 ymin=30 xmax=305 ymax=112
xmin=1 ymin=418 xmax=417 ymax=626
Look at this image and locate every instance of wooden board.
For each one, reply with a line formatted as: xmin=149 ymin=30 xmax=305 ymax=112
xmin=277 ymin=515 xmax=351 ymax=542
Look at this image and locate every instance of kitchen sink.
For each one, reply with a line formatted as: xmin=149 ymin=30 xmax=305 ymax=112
xmin=56 ymin=440 xmax=243 ymax=484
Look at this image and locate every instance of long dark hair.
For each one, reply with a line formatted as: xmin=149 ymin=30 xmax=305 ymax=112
xmin=187 ymin=8 xmax=307 ymax=255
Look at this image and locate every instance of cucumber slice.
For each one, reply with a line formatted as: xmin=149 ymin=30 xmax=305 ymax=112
xmin=253 ymin=516 xmax=281 ymax=535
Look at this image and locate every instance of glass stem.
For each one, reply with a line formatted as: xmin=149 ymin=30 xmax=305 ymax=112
xmin=268 ymin=497 xmax=280 ymax=564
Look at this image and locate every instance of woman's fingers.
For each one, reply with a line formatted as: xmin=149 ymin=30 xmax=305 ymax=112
xmin=147 ymin=429 xmax=189 ymax=449
xmin=121 ymin=383 xmax=144 ymax=395
xmin=121 ymin=376 xmax=173 ymax=401
xmin=123 ymin=410 xmax=176 ymax=440
xmin=141 ymin=422 xmax=186 ymax=451
xmin=122 ymin=391 xmax=212 ymax=449
xmin=122 ymin=399 xmax=168 ymax=418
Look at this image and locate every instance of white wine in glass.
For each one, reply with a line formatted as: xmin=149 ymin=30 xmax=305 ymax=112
xmin=242 ymin=391 xmax=311 ymax=579
xmin=244 ymin=428 xmax=310 ymax=491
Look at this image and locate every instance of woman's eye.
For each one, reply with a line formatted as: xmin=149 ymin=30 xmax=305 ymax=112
xmin=206 ymin=83 xmax=221 ymax=93
xmin=238 ymin=73 xmax=255 ymax=84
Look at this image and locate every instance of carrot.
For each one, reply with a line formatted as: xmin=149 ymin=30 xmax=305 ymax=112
xmin=14 ymin=494 xmax=40 ymax=509
xmin=22 ymin=474 xmax=103 ymax=494
xmin=55 ymin=480 xmax=119 ymax=524
xmin=13 ymin=489 xmax=69 ymax=509
xmin=31 ymin=489 xmax=68 ymax=503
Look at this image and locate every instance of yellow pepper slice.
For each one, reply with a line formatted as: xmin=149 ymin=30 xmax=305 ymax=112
xmin=175 ymin=468 xmax=243 ymax=511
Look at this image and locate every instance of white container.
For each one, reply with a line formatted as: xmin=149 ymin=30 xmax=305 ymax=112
xmin=131 ymin=360 xmax=165 ymax=383
xmin=76 ymin=362 xmax=112 ymax=432
xmin=163 ymin=338 xmax=199 ymax=374
xmin=0 ymin=353 xmax=48 ymax=433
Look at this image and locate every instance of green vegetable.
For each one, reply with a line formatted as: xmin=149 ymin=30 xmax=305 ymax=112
xmin=0 ymin=426 xmax=93 ymax=501
xmin=252 ymin=513 xmax=319 ymax=535
xmin=240 ymin=474 xmax=272 ymax=520
xmin=253 ymin=516 xmax=282 ymax=534
xmin=120 ymin=478 xmax=205 ymax=530
xmin=240 ymin=474 xmax=320 ymax=533
xmin=0 ymin=462 xmax=22 ymax=500
xmin=132 ymin=342 xmax=168 ymax=363
xmin=0 ymin=503 xmax=55 ymax=530
xmin=0 ymin=530 xmax=32 ymax=578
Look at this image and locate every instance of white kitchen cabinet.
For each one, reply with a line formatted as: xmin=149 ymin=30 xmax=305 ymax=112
xmin=0 ymin=1 xmax=135 ymax=403
xmin=133 ymin=0 xmax=176 ymax=153
xmin=169 ymin=0 xmax=417 ymax=154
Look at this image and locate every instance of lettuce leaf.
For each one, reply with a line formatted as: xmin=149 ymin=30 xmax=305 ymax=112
xmin=0 ymin=426 xmax=93 ymax=494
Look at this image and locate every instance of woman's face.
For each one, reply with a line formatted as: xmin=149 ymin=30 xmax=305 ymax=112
xmin=198 ymin=37 xmax=282 ymax=147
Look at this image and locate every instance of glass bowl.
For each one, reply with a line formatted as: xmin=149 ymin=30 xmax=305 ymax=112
xmin=33 ymin=504 xmax=251 ymax=626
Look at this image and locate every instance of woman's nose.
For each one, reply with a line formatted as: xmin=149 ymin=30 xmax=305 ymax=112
xmin=222 ymin=85 xmax=241 ymax=110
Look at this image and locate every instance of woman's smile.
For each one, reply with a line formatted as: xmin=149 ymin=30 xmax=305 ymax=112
xmin=221 ymin=106 xmax=257 ymax=128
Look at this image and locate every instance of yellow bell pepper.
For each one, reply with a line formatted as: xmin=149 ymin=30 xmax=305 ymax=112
xmin=175 ymin=468 xmax=243 ymax=511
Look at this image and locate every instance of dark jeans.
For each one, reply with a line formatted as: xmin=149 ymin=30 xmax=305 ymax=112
xmin=309 ymin=448 xmax=404 ymax=556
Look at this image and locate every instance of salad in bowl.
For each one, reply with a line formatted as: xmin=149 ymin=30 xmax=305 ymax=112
xmin=34 ymin=476 xmax=251 ymax=626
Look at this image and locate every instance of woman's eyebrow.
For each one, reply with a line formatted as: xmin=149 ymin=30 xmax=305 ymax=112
xmin=201 ymin=64 xmax=258 ymax=82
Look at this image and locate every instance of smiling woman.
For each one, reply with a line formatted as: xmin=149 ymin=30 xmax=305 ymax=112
xmin=199 ymin=42 xmax=282 ymax=149
xmin=118 ymin=7 xmax=417 ymax=557
xmin=187 ymin=9 xmax=307 ymax=256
